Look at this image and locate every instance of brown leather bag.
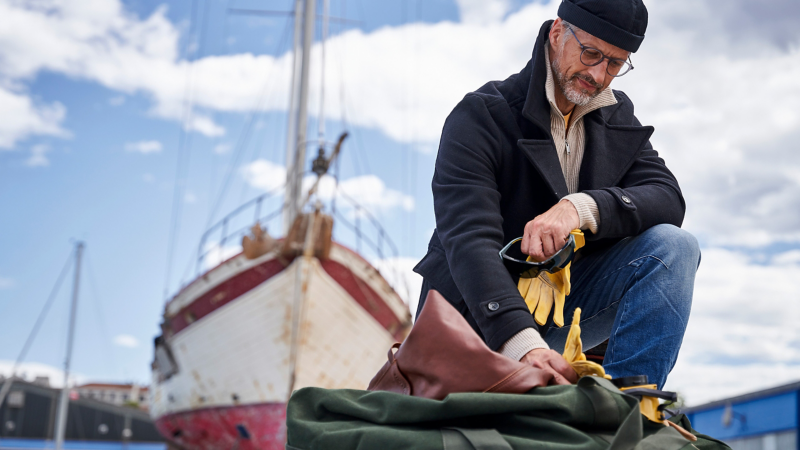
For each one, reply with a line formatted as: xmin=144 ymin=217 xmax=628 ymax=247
xmin=368 ymin=290 xmax=553 ymax=400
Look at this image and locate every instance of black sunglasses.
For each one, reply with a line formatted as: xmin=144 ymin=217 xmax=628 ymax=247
xmin=499 ymin=234 xmax=577 ymax=279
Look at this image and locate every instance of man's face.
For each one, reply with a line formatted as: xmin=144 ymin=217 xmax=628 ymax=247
xmin=550 ymin=20 xmax=630 ymax=106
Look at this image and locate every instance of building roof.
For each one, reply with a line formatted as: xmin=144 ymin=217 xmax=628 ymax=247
xmin=682 ymin=379 xmax=800 ymax=414
xmin=76 ymin=383 xmax=149 ymax=391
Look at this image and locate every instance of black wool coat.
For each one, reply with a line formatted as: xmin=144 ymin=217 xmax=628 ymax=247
xmin=413 ymin=20 xmax=685 ymax=351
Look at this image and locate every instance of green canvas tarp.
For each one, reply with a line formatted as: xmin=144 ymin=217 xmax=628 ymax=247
xmin=286 ymin=376 xmax=729 ymax=450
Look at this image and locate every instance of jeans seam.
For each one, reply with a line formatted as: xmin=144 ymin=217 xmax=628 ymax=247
xmin=606 ymin=262 xmax=644 ymax=364
xmin=628 ymin=255 xmax=670 ymax=270
xmin=589 ymin=254 xmax=667 ymax=286
xmin=579 ymin=299 xmax=622 ymax=324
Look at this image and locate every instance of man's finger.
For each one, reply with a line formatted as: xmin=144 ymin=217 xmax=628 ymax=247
xmin=549 ymin=356 xmax=578 ymax=383
xmin=553 ymin=234 xmax=567 ymax=253
xmin=545 ymin=367 xmax=571 ymax=386
xmin=541 ymin=234 xmax=556 ymax=259
xmin=529 ymin=234 xmax=545 ymax=261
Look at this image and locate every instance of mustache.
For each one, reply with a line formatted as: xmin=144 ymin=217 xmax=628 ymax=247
xmin=572 ymin=73 xmax=603 ymax=90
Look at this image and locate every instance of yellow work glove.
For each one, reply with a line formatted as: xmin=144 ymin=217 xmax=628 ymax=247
xmin=562 ymin=307 xmax=610 ymax=380
xmin=517 ymin=229 xmax=585 ymax=327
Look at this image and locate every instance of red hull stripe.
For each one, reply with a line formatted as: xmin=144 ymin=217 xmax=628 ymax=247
xmin=320 ymin=259 xmax=407 ymax=341
xmin=170 ymin=253 xmax=404 ymax=340
xmin=170 ymin=258 xmax=288 ymax=335
xmin=155 ymin=403 xmax=286 ymax=450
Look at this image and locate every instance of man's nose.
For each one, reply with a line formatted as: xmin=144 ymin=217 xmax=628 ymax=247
xmin=585 ymin=62 xmax=606 ymax=86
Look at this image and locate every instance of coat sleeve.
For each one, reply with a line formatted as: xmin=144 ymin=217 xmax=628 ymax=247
xmin=432 ymin=94 xmax=538 ymax=351
xmin=584 ymin=114 xmax=686 ymax=240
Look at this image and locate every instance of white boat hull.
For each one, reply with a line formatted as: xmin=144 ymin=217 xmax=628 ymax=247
xmin=150 ymin=243 xmax=410 ymax=449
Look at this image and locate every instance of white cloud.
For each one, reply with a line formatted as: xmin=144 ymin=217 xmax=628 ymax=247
xmin=185 ymin=115 xmax=225 ymax=137
xmin=0 ymin=360 xmax=85 ymax=388
xmin=108 ymin=95 xmax=125 ymax=106
xmin=0 ymin=277 xmax=14 ymax=289
xmin=610 ymin=1 xmax=800 ymax=247
xmin=241 ymin=159 xmax=287 ymax=192
xmin=372 ymin=257 xmax=423 ymax=313
xmin=313 ymin=174 xmax=415 ymax=213
xmin=773 ymin=250 xmax=800 ymax=265
xmin=112 ymin=334 xmax=139 ymax=348
xmin=4 ymin=0 xmax=800 ymax=248
xmin=242 ymin=159 xmax=414 ymax=214
xmin=0 ymin=87 xmax=68 ymax=149
xmin=664 ymin=248 xmax=800 ymax=405
xmin=0 ymin=0 xmax=553 ymax=142
xmin=124 ymin=140 xmax=162 ymax=154
xmin=142 ymin=173 xmax=155 ymax=183
xmin=455 ymin=0 xmax=512 ymax=25
xmin=25 ymin=144 xmax=50 ymax=167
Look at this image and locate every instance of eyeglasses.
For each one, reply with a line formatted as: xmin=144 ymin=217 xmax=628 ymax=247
xmin=565 ymin=26 xmax=634 ymax=77
xmin=499 ymin=234 xmax=577 ymax=279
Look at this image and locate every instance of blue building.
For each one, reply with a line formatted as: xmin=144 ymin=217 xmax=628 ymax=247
xmin=683 ymin=380 xmax=800 ymax=450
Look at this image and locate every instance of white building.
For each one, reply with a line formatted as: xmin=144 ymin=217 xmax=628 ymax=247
xmin=75 ymin=383 xmax=150 ymax=411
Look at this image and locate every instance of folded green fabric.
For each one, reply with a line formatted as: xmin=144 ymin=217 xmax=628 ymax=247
xmin=286 ymin=376 xmax=730 ymax=450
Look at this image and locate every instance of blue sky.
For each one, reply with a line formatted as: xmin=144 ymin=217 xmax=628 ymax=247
xmin=2 ymin=0 xmax=800 ymax=406
xmin=0 ymin=0 xmax=461 ymax=388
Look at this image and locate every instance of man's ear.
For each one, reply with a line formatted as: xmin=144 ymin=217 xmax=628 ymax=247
xmin=549 ymin=17 xmax=563 ymax=46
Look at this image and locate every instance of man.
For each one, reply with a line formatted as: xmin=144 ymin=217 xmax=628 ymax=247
xmin=413 ymin=0 xmax=699 ymax=389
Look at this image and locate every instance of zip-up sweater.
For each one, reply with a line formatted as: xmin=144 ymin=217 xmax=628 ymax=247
xmin=499 ymin=43 xmax=617 ymax=360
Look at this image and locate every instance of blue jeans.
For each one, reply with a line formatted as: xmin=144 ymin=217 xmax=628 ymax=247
xmin=544 ymin=224 xmax=700 ymax=388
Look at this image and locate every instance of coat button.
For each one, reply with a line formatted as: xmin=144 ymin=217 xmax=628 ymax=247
xmin=621 ymin=195 xmax=632 ymax=204
xmin=488 ymin=302 xmax=500 ymax=311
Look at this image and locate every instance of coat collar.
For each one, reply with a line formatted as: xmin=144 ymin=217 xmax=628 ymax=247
xmin=520 ymin=20 xmax=555 ymax=135
xmin=516 ymin=20 xmax=654 ymax=197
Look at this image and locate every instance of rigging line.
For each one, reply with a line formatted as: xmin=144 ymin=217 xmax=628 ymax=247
xmin=205 ymin=13 xmax=293 ymax=233
xmin=355 ymin=0 xmax=366 ymax=30
xmin=335 ymin=0 xmax=362 ymax=176
xmin=351 ymin=112 xmax=371 ymax=173
xmin=237 ymin=13 xmax=295 ymax=206
xmin=163 ymin=0 xmax=206 ymax=301
xmin=4 ymin=250 xmax=72 ymax=385
xmin=401 ymin=0 xmax=409 ymax=254
xmin=318 ymin=0 xmax=330 ymax=148
xmin=227 ymin=8 xmax=361 ymax=25
xmin=84 ymin=250 xmax=123 ymax=380
xmin=410 ymin=0 xmax=421 ymax=254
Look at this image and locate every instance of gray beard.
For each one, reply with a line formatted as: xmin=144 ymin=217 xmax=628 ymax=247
xmin=552 ymin=57 xmax=601 ymax=107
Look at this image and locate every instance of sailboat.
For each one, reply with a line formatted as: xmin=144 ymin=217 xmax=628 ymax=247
xmin=148 ymin=1 xmax=412 ymax=448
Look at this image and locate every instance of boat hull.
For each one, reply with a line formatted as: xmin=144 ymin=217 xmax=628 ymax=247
xmin=151 ymin=243 xmax=410 ymax=449
xmin=155 ymin=403 xmax=286 ymax=450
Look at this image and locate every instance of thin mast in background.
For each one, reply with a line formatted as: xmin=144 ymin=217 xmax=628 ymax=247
xmin=54 ymin=241 xmax=84 ymax=450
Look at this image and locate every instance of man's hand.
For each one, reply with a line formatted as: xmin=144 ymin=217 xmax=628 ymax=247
xmin=521 ymin=200 xmax=580 ymax=261
xmin=521 ymin=348 xmax=578 ymax=385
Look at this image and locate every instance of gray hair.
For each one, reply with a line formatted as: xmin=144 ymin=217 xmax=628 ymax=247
xmin=558 ymin=20 xmax=584 ymax=49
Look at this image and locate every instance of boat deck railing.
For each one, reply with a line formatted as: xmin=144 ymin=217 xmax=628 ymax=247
xmin=195 ymin=188 xmax=401 ymax=280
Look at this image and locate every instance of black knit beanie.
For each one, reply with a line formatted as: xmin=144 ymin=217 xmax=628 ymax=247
xmin=557 ymin=0 xmax=648 ymax=53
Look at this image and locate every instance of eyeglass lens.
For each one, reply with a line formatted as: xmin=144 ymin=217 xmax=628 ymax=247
xmin=580 ymin=49 xmax=632 ymax=76
xmin=567 ymin=26 xmax=633 ymax=77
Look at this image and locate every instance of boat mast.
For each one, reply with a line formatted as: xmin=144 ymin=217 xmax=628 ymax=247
xmin=283 ymin=0 xmax=318 ymax=233
xmin=54 ymin=241 xmax=83 ymax=450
